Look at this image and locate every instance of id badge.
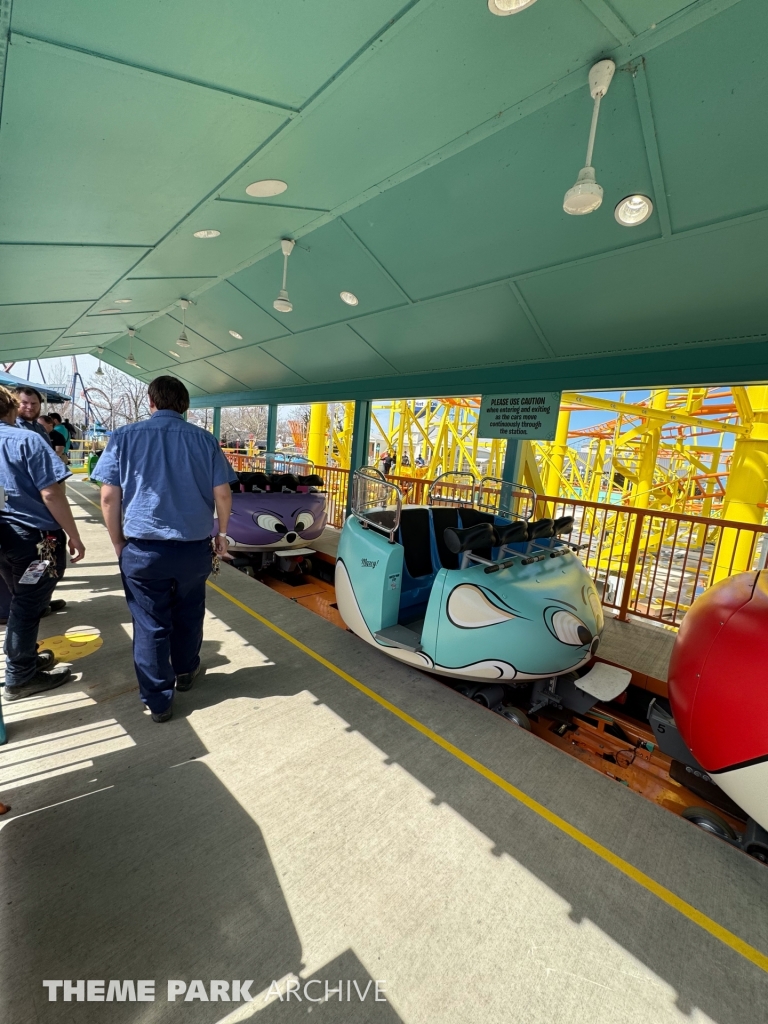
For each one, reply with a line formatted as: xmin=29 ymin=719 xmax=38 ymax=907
xmin=18 ymin=559 xmax=51 ymax=585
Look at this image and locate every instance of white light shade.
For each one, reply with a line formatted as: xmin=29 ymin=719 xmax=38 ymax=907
xmin=273 ymin=290 xmax=293 ymax=313
xmin=246 ymin=179 xmax=288 ymax=198
xmin=126 ymin=355 xmax=141 ymax=369
xmin=488 ymin=0 xmax=538 ymax=14
xmin=615 ymin=194 xmax=653 ymax=226
xmin=340 ymin=291 xmax=359 ymax=306
xmin=95 ymin=363 xmax=104 ymax=376
xmin=176 ymin=330 xmax=190 ymax=348
xmin=229 ymin=329 xmax=243 ymax=340
xmin=193 ymin=229 xmax=220 ymax=238
xmin=563 ymin=166 xmax=603 ymax=215
xmin=113 ymin=298 xmax=132 ymax=304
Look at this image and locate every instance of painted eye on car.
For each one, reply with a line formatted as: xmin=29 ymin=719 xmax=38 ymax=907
xmin=295 ymin=512 xmax=315 ymax=531
xmin=547 ymin=608 xmax=592 ymax=646
xmin=255 ymin=513 xmax=286 ymax=533
xmin=447 ymin=584 xmax=516 ymax=629
xmin=587 ymin=589 xmax=604 ymax=630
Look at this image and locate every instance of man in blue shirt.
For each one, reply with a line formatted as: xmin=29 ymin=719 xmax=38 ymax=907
xmin=15 ymin=386 xmax=53 ymax=442
xmin=0 ymin=386 xmax=86 ymax=699
xmin=93 ymin=376 xmax=236 ymax=722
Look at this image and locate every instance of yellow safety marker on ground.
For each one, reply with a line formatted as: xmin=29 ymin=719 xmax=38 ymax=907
xmin=39 ymin=626 xmax=103 ymax=663
xmin=207 ymin=577 xmax=768 ymax=976
xmin=68 ymin=484 xmax=768 ymax=975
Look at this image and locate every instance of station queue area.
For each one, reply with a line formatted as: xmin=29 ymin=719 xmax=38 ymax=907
xmin=2 ymin=0 xmax=768 ymax=1021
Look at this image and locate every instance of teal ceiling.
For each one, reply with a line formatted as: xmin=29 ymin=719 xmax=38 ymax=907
xmin=0 ymin=0 xmax=765 ymax=404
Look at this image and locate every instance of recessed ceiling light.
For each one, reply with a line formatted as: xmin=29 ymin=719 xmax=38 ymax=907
xmin=74 ymin=331 xmax=90 ymax=336
xmin=245 ymin=179 xmax=288 ymax=198
xmin=113 ymin=298 xmax=132 ymax=304
xmin=340 ymin=291 xmax=359 ymax=306
xmin=193 ymin=229 xmax=220 ymax=239
xmin=169 ymin=350 xmax=181 ymax=358
xmin=229 ymin=330 xmax=243 ymax=340
xmin=488 ymin=0 xmax=538 ymax=14
xmin=98 ymin=308 xmax=121 ymax=314
xmin=615 ymin=194 xmax=654 ymax=226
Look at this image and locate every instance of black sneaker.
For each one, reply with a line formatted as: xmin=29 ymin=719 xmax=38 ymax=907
xmin=40 ymin=599 xmax=67 ymax=619
xmin=151 ymin=706 xmax=173 ymax=723
xmin=4 ymin=665 xmax=72 ymax=701
xmin=175 ymin=664 xmax=202 ymax=692
xmin=36 ymin=648 xmax=57 ymax=671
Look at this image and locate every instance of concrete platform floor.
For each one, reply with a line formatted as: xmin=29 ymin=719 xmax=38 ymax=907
xmin=0 ymin=482 xmax=766 ymax=1024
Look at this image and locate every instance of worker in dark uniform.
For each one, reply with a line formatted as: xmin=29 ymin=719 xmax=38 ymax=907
xmin=93 ymin=376 xmax=236 ymax=723
xmin=0 ymin=386 xmax=86 ymax=700
xmin=15 ymin=386 xmax=51 ymax=441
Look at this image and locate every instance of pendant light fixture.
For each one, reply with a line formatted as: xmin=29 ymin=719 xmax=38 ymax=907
xmin=95 ymin=360 xmax=104 ymax=376
xmin=125 ymin=329 xmax=141 ymax=369
xmin=273 ymin=239 xmax=295 ymax=313
xmin=176 ymin=299 xmax=191 ymax=347
xmin=488 ymin=0 xmax=538 ymax=14
xmin=563 ymin=59 xmax=615 ymax=216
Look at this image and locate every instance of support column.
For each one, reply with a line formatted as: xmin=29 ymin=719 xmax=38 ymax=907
xmin=711 ymin=385 xmax=768 ymax=583
xmin=307 ymin=403 xmax=327 ymax=466
xmin=635 ymin=390 xmax=668 ymax=509
xmin=544 ymin=408 xmax=571 ymax=498
xmin=212 ymin=406 xmax=222 ymax=441
xmin=266 ymin=404 xmax=278 ymax=451
xmin=345 ymin=400 xmax=372 ymax=517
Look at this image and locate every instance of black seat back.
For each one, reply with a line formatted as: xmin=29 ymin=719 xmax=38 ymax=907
xmin=528 ymin=518 xmax=554 ymax=540
xmin=494 ymin=520 xmax=528 ymax=546
xmin=431 ymin=507 xmax=460 ymax=568
xmin=444 ymin=522 xmax=496 ymax=555
xmin=553 ymin=515 xmax=574 ymax=536
xmin=399 ymin=508 xmax=434 ymax=578
xmin=458 ymin=508 xmax=495 ymax=560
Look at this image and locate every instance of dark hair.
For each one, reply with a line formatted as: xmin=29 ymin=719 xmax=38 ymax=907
xmin=148 ymin=376 xmax=190 ymax=414
xmin=0 ymin=386 xmax=19 ymax=418
xmin=15 ymin=386 xmax=42 ymax=402
xmin=38 ymin=414 xmax=54 ymax=425
xmin=50 ymin=412 xmax=62 ymax=423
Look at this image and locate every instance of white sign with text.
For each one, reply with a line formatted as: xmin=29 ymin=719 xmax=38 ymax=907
xmin=478 ymin=392 xmax=562 ymax=440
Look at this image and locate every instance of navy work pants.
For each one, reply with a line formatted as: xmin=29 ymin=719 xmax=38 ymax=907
xmin=120 ymin=538 xmax=212 ymax=714
xmin=0 ymin=523 xmax=66 ymax=688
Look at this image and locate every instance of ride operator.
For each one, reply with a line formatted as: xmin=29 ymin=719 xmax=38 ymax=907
xmin=0 ymin=386 xmax=86 ymax=700
xmin=93 ymin=376 xmax=236 ymax=723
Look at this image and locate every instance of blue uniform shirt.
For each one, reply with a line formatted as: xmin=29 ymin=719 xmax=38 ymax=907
xmin=92 ymin=410 xmax=237 ymax=541
xmin=0 ymin=423 xmax=71 ymax=530
xmin=17 ymin=416 xmax=52 ymax=444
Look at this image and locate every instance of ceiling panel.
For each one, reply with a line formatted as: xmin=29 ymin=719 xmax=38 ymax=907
xmin=100 ymin=277 xmax=216 ymax=316
xmin=0 ymin=329 xmax=63 ymax=353
xmin=131 ymin=315 xmax=224 ymax=364
xmin=0 ymin=38 xmax=288 ymax=245
xmin=48 ymin=333 xmax=122 ymax=355
xmin=220 ymin=0 xmax=616 ymax=213
xmin=610 ymin=1 xmax=694 ymax=36
xmin=518 ymin=217 xmax=768 ymax=358
xmin=354 ymin=283 xmax=547 ymax=372
xmin=185 ymin=282 xmax=289 ymax=351
xmin=0 ymin=345 xmax=48 ymax=361
xmin=229 ymin=218 xmax=409 ymax=332
xmin=260 ymin=323 xmax=398 ymax=383
xmin=168 ymin=359 xmax=248 ymax=394
xmin=132 ymin=200 xmax=314 ymax=279
xmin=104 ymin=333 xmax=177 ymax=374
xmin=0 ymin=245 xmax=147 ymax=306
xmin=345 ymin=73 xmax=656 ymax=300
xmin=210 ymin=346 xmax=306 ymax=390
xmin=0 ymin=301 xmax=91 ymax=334
xmin=12 ymin=0 xmax=406 ymax=110
xmin=645 ymin=2 xmax=768 ymax=232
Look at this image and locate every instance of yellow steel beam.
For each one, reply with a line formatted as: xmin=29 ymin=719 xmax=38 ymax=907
xmin=563 ymin=392 xmax=748 ymax=436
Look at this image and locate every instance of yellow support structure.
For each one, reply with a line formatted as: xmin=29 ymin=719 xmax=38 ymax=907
xmin=307 ymin=403 xmax=328 ymax=466
xmin=711 ymin=385 xmax=768 ymax=582
xmin=544 ymin=409 xmax=570 ymax=496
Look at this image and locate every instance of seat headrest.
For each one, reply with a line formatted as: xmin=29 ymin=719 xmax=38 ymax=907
xmin=493 ymin=521 xmax=528 ymax=546
xmin=527 ymin=518 xmax=554 ymax=540
xmin=553 ymin=515 xmax=574 ymax=536
xmin=443 ymin=522 xmax=496 ymax=555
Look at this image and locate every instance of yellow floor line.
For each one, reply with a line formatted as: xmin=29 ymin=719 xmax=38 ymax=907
xmin=206 ymin=577 xmax=768 ymax=975
xmin=69 ymin=483 xmax=768 ymax=974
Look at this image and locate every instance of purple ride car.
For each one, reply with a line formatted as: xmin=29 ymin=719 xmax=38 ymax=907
xmin=213 ymin=471 xmax=328 ymax=551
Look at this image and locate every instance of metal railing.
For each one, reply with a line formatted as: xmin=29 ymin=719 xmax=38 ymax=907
xmin=223 ymin=457 xmax=768 ymax=628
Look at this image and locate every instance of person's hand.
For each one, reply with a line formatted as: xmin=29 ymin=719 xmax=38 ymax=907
xmin=113 ymin=538 xmax=127 ymax=560
xmin=214 ymin=533 xmax=231 ymax=559
xmin=68 ymin=534 xmax=86 ymax=563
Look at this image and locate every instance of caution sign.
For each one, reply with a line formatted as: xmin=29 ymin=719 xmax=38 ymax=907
xmin=478 ymin=392 xmax=561 ymax=440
